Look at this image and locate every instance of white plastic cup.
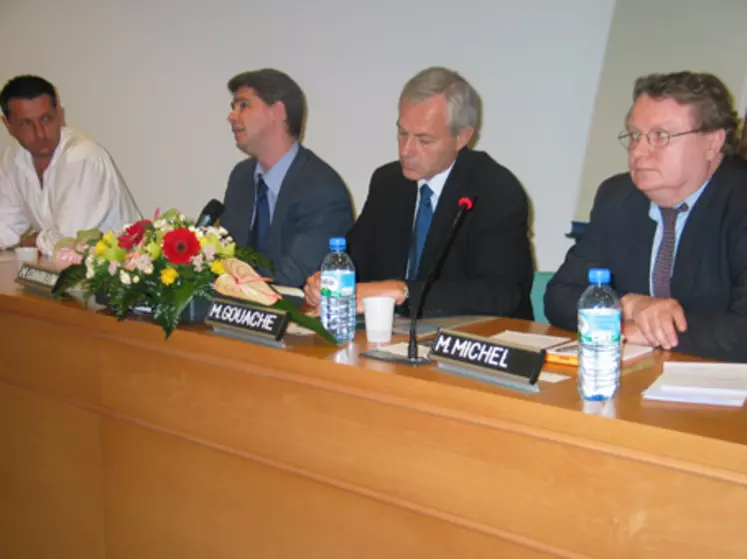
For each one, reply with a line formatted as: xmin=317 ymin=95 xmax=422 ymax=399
xmin=14 ymin=246 xmax=39 ymax=264
xmin=363 ymin=296 xmax=395 ymax=343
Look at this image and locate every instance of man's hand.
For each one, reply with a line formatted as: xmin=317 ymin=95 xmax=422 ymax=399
xmin=303 ymin=271 xmax=322 ymax=311
xmin=355 ymin=281 xmax=407 ymax=313
xmin=305 ymin=275 xmax=407 ymax=315
xmin=620 ymin=293 xmax=687 ymax=349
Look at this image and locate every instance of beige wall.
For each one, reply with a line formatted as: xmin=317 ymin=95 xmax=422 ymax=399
xmin=0 ymin=0 xmax=615 ymax=271
xmin=575 ymin=0 xmax=747 ymax=221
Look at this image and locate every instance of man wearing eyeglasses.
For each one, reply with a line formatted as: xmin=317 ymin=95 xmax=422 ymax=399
xmin=545 ymin=71 xmax=747 ymax=362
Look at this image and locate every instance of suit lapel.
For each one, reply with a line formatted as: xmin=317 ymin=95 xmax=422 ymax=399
xmin=623 ymin=188 xmax=656 ymax=296
xmin=234 ymin=160 xmax=257 ymax=247
xmin=265 ymin=147 xmax=308 ymax=253
xmin=416 ymin=149 xmax=472 ymax=280
xmin=671 ymin=167 xmax=722 ymax=299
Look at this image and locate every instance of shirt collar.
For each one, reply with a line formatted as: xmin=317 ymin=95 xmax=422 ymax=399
xmin=648 ymin=178 xmax=711 ymax=221
xmin=254 ymin=141 xmax=300 ymax=196
xmin=418 ymin=159 xmax=455 ymax=199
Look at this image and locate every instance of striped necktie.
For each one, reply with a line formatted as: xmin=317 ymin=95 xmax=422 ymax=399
xmin=651 ymin=203 xmax=688 ymax=298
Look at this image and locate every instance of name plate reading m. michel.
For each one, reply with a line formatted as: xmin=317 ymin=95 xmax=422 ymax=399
xmin=429 ymin=329 xmax=545 ymax=393
xmin=205 ymin=296 xmax=289 ymax=345
xmin=15 ymin=263 xmax=64 ymax=298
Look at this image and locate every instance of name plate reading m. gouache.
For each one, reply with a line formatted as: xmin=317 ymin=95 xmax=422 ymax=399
xmin=205 ymin=297 xmax=288 ymax=342
xmin=429 ymin=329 xmax=545 ymax=390
xmin=15 ymin=263 xmax=64 ymax=297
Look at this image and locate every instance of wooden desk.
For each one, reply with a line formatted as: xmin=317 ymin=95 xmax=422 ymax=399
xmin=1 ymin=257 xmax=746 ymax=558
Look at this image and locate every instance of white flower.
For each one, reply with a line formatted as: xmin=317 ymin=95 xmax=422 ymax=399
xmin=119 ymin=270 xmax=132 ymax=285
xmin=132 ymin=275 xmax=140 ymax=284
xmin=86 ymin=266 xmax=95 ymax=279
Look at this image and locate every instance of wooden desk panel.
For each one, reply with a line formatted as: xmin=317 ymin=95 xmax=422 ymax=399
xmin=1 ymin=258 xmax=746 ymax=557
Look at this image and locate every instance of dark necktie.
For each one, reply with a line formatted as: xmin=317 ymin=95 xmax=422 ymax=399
xmin=408 ymin=184 xmax=433 ymax=280
xmin=250 ymin=175 xmax=270 ymax=254
xmin=651 ymin=203 xmax=688 ymax=298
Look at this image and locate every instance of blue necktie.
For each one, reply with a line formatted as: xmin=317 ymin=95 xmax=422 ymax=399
xmin=408 ymin=184 xmax=433 ymax=279
xmin=251 ymin=175 xmax=270 ymax=254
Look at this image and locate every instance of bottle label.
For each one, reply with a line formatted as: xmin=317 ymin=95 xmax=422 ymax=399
xmin=320 ymin=270 xmax=355 ymax=297
xmin=578 ymin=308 xmax=621 ymax=343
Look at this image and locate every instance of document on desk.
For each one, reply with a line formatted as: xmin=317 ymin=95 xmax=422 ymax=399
xmin=391 ymin=315 xmax=494 ymax=337
xmin=643 ymin=362 xmax=747 ymax=407
xmin=490 ymin=330 xmax=571 ymax=350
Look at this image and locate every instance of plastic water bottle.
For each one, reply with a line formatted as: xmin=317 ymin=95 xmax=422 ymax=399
xmin=320 ymin=237 xmax=356 ymax=343
xmin=577 ymin=268 xmax=621 ymax=401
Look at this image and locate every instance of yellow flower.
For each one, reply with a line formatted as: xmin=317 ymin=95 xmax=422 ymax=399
xmin=145 ymin=241 xmax=161 ymax=259
xmin=160 ymin=268 xmax=179 ymax=286
xmin=103 ymin=231 xmax=118 ymax=247
xmin=210 ymin=260 xmax=225 ymax=275
xmin=93 ymin=240 xmax=108 ymax=257
xmin=219 ymin=242 xmax=235 ymax=257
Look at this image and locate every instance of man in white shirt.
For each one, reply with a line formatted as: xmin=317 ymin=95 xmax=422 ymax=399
xmin=0 ymin=75 xmax=140 ymax=255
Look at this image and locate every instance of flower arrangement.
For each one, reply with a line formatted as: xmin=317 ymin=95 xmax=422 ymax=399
xmin=53 ymin=209 xmax=335 ymax=342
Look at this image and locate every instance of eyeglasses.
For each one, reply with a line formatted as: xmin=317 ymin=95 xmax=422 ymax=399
xmin=618 ymin=127 xmax=702 ymax=149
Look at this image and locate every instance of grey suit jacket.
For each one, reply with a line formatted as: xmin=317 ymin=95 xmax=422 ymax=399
xmin=221 ymin=145 xmax=354 ymax=287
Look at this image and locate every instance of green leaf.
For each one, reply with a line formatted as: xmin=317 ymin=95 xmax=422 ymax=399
xmin=52 ymin=264 xmax=87 ymax=295
xmin=172 ymin=281 xmax=197 ymax=318
xmin=234 ymin=246 xmax=274 ymax=274
xmin=271 ymin=297 xmax=338 ymax=345
xmin=152 ymin=300 xmax=180 ymax=338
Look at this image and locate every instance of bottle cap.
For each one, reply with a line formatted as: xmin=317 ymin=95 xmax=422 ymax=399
xmin=588 ymin=268 xmax=611 ymax=284
xmin=329 ymin=237 xmax=346 ymax=251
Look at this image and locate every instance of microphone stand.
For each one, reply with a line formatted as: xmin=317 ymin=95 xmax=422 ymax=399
xmin=407 ymin=198 xmax=474 ymax=364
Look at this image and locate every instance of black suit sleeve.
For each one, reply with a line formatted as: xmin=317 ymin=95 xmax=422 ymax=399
xmin=676 ymin=211 xmax=747 ymax=362
xmin=408 ymin=166 xmax=533 ymax=318
xmin=544 ymin=181 xmax=612 ymax=330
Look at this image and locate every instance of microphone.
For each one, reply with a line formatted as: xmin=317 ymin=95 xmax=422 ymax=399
xmin=196 ymin=199 xmax=225 ymax=227
xmin=407 ymin=196 xmax=475 ymax=364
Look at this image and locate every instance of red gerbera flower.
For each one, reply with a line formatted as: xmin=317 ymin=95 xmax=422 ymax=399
xmin=118 ymin=219 xmax=152 ymax=249
xmin=162 ymin=228 xmax=200 ymax=265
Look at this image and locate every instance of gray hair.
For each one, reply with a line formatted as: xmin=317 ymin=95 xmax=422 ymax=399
xmin=399 ymin=67 xmax=479 ymax=135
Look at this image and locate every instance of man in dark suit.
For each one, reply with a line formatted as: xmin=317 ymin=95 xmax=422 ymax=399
xmin=545 ymin=71 xmax=747 ymax=362
xmin=220 ymin=69 xmax=353 ymax=287
xmin=305 ymin=67 xmax=533 ymax=318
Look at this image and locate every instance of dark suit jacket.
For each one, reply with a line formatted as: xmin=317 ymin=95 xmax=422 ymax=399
xmin=347 ymin=148 xmax=534 ymax=319
xmin=545 ymin=158 xmax=747 ymax=362
xmin=221 ymin=145 xmax=354 ymax=288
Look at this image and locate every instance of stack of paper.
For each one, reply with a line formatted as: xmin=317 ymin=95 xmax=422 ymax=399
xmin=643 ymin=362 xmax=747 ymax=407
xmin=490 ymin=330 xmax=571 ymax=350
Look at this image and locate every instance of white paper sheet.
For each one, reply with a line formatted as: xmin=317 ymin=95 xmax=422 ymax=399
xmin=643 ymin=361 xmax=747 ymax=407
xmin=490 ymin=330 xmax=571 ymax=350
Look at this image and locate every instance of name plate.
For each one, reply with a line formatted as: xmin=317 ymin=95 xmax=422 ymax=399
xmin=205 ymin=296 xmax=288 ymax=342
xmin=15 ymin=262 xmax=64 ymax=297
xmin=429 ymin=329 xmax=545 ymax=389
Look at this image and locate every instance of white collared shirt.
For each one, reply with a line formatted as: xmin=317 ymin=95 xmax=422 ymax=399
xmin=414 ymin=160 xmax=455 ymax=217
xmin=0 ymin=127 xmax=141 ymax=255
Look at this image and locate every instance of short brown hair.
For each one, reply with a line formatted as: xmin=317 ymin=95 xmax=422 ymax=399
xmin=631 ymin=71 xmax=739 ymax=155
xmin=228 ymin=69 xmax=305 ymax=139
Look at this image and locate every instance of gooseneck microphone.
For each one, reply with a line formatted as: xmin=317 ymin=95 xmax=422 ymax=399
xmin=196 ymin=199 xmax=226 ymax=227
xmin=407 ymin=196 xmax=475 ymax=364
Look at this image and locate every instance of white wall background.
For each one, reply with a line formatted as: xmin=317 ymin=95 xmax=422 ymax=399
xmin=0 ymin=0 xmax=616 ymax=271
xmin=575 ymin=0 xmax=747 ymax=220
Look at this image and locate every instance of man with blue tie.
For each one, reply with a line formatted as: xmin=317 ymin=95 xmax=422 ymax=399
xmin=305 ymin=67 xmax=534 ymax=318
xmin=545 ymin=71 xmax=747 ymax=362
xmin=220 ymin=69 xmax=354 ymax=287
